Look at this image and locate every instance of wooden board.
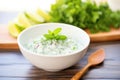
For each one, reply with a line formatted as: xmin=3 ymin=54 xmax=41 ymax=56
xmin=0 ymin=25 xmax=18 ymax=50
xmin=86 ymin=28 xmax=120 ymax=42
xmin=0 ymin=24 xmax=120 ymax=49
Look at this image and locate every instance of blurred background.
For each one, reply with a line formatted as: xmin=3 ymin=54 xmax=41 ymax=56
xmin=0 ymin=0 xmax=55 ymax=24
xmin=0 ymin=0 xmax=55 ymax=11
xmin=0 ymin=0 xmax=119 ymax=24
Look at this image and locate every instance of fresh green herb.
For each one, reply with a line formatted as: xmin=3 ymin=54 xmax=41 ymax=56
xmin=49 ymin=0 xmax=120 ymax=33
xmin=72 ymin=46 xmax=76 ymax=50
xmin=44 ymin=28 xmax=67 ymax=40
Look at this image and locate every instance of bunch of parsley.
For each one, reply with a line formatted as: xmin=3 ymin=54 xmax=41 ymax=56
xmin=49 ymin=0 xmax=120 ymax=33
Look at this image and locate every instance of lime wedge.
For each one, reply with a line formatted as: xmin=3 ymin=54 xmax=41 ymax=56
xmin=24 ymin=12 xmax=44 ymax=24
xmin=8 ymin=22 xmax=20 ymax=38
xmin=17 ymin=13 xmax=32 ymax=28
xmin=37 ymin=8 xmax=51 ymax=22
xmin=15 ymin=23 xmax=25 ymax=32
xmin=8 ymin=21 xmax=26 ymax=38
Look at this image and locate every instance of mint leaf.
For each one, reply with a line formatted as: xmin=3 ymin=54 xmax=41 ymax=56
xmin=43 ymin=28 xmax=67 ymax=40
xmin=44 ymin=34 xmax=53 ymax=40
xmin=53 ymin=28 xmax=62 ymax=35
xmin=48 ymin=30 xmax=52 ymax=34
xmin=59 ymin=35 xmax=67 ymax=40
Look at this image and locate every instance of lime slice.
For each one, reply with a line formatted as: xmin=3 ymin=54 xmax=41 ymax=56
xmin=24 ymin=12 xmax=44 ymax=24
xmin=8 ymin=21 xmax=26 ymax=38
xmin=15 ymin=23 xmax=25 ymax=32
xmin=17 ymin=13 xmax=32 ymax=28
xmin=37 ymin=8 xmax=51 ymax=22
xmin=8 ymin=22 xmax=20 ymax=38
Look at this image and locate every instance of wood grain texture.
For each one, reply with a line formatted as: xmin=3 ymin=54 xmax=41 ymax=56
xmin=0 ymin=25 xmax=18 ymax=50
xmin=87 ymin=28 xmax=120 ymax=42
xmin=0 ymin=25 xmax=120 ymax=50
xmin=0 ymin=41 xmax=120 ymax=80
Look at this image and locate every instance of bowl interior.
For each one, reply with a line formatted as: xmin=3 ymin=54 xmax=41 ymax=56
xmin=18 ymin=23 xmax=90 ymax=56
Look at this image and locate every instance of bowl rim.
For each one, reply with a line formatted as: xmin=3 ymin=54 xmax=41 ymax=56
xmin=17 ymin=23 xmax=90 ymax=57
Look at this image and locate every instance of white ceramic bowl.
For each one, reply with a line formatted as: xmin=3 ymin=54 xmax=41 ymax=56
xmin=17 ymin=23 xmax=90 ymax=72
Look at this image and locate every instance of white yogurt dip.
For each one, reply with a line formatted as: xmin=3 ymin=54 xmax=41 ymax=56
xmin=26 ymin=36 xmax=79 ymax=55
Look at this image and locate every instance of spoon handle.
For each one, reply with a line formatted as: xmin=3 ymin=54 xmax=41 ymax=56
xmin=71 ymin=64 xmax=91 ymax=80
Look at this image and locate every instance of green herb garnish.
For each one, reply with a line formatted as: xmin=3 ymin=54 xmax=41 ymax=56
xmin=49 ymin=0 xmax=120 ymax=33
xmin=44 ymin=28 xmax=67 ymax=40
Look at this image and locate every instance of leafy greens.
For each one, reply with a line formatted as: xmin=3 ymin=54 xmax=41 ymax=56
xmin=49 ymin=0 xmax=120 ymax=33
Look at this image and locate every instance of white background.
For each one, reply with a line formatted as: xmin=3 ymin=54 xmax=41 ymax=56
xmin=0 ymin=0 xmax=55 ymax=12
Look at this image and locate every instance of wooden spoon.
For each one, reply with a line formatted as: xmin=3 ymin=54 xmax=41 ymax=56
xmin=71 ymin=49 xmax=105 ymax=80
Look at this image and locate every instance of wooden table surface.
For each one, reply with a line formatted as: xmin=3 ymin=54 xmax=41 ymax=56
xmin=0 ymin=11 xmax=120 ymax=80
xmin=0 ymin=41 xmax=120 ymax=80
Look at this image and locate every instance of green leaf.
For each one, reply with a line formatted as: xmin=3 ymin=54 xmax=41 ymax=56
xmin=49 ymin=0 xmax=120 ymax=33
xmin=53 ymin=28 xmax=62 ymax=35
xmin=59 ymin=35 xmax=67 ymax=40
xmin=44 ymin=34 xmax=53 ymax=40
xmin=48 ymin=30 xmax=52 ymax=35
xmin=43 ymin=28 xmax=67 ymax=40
xmin=91 ymin=12 xmax=100 ymax=23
